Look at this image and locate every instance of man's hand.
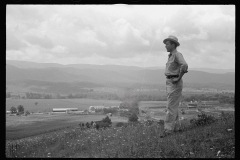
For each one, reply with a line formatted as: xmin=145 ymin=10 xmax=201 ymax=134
xmin=171 ymin=77 xmax=180 ymax=84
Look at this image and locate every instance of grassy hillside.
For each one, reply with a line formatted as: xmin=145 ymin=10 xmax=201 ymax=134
xmin=6 ymin=112 xmax=234 ymax=158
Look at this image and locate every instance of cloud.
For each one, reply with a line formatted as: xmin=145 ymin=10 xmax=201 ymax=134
xmin=6 ymin=31 xmax=27 ymax=50
xmin=6 ymin=5 xmax=235 ymax=69
xmin=25 ymin=35 xmax=54 ymax=49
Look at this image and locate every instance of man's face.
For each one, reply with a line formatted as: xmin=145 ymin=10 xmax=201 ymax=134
xmin=165 ymin=41 xmax=175 ymax=52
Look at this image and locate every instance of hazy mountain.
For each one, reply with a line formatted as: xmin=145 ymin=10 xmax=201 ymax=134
xmin=6 ymin=64 xmax=235 ymax=85
xmin=6 ymin=60 xmax=235 ymax=74
xmin=6 ymin=64 xmax=91 ymax=82
xmin=6 ymin=60 xmax=143 ymax=71
xmin=190 ymin=67 xmax=235 ymax=74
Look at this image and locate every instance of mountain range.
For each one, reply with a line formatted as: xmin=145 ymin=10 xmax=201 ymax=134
xmin=6 ymin=60 xmax=235 ymax=86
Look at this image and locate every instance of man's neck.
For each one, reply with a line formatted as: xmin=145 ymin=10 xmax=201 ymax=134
xmin=170 ymin=49 xmax=177 ymax=54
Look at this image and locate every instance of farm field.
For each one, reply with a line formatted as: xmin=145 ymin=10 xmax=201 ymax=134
xmin=6 ymin=113 xmax=127 ymax=140
xmin=6 ymin=98 xmax=122 ymax=113
xmin=6 ymin=98 xmax=123 ymax=140
xmin=138 ymin=101 xmax=234 ymax=121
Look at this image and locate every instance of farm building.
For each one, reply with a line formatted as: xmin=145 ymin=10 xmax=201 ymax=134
xmin=201 ymin=100 xmax=219 ymax=104
xmin=72 ymin=110 xmax=88 ymax=114
xmin=110 ymin=106 xmax=119 ymax=109
xmin=52 ymin=108 xmax=78 ymax=113
xmin=187 ymin=103 xmax=198 ymax=109
xmin=89 ymin=106 xmax=110 ymax=113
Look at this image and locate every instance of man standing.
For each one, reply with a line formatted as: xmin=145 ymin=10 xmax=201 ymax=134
xmin=160 ymin=35 xmax=188 ymax=138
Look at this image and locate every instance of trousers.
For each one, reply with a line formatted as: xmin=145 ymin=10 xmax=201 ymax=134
xmin=164 ymin=78 xmax=183 ymax=131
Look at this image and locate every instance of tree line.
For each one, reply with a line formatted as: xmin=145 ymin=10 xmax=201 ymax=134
xmin=183 ymin=93 xmax=234 ymax=104
xmin=9 ymin=105 xmax=30 ymax=116
xmin=6 ymin=91 xmax=234 ymax=104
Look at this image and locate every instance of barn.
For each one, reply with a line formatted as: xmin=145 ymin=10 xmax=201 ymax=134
xmin=89 ymin=106 xmax=109 ymax=113
xmin=187 ymin=103 xmax=198 ymax=109
xmin=52 ymin=108 xmax=78 ymax=113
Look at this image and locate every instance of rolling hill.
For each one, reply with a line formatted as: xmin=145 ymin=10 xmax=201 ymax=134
xmin=6 ymin=62 xmax=235 ymax=85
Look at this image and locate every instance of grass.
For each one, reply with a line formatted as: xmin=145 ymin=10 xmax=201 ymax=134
xmin=6 ymin=114 xmax=127 ymax=140
xmin=6 ymin=112 xmax=234 ymax=158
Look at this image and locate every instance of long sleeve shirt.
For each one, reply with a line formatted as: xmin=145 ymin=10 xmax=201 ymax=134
xmin=165 ymin=49 xmax=188 ymax=76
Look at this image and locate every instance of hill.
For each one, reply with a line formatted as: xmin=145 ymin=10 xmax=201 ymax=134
xmin=6 ymin=112 xmax=235 ymax=158
xmin=6 ymin=63 xmax=235 ymax=85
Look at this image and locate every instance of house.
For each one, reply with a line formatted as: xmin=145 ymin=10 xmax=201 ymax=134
xmin=6 ymin=111 xmax=11 ymax=114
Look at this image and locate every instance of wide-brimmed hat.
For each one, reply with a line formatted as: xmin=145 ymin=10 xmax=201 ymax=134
xmin=163 ymin=35 xmax=180 ymax=46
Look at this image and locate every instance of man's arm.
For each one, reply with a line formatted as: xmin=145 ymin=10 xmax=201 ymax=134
xmin=172 ymin=52 xmax=188 ymax=83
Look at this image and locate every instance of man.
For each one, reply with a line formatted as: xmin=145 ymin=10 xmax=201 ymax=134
xmin=160 ymin=35 xmax=188 ymax=138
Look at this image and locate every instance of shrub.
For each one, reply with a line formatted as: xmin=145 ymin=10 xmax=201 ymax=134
xmin=116 ymin=122 xmax=124 ymax=127
xmin=10 ymin=106 xmax=17 ymax=114
xmin=24 ymin=111 xmax=30 ymax=116
xmin=190 ymin=112 xmax=216 ymax=127
xmin=102 ymin=116 xmax=112 ymax=125
xmin=158 ymin=119 xmax=164 ymax=125
xmin=17 ymin=105 xmax=24 ymax=113
xmin=128 ymin=113 xmax=138 ymax=122
xmin=145 ymin=120 xmax=154 ymax=126
xmin=97 ymin=122 xmax=111 ymax=129
xmin=220 ymin=111 xmax=233 ymax=121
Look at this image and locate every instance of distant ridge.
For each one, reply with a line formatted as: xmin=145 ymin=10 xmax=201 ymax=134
xmin=6 ymin=62 xmax=235 ymax=85
xmin=6 ymin=60 xmax=235 ymax=74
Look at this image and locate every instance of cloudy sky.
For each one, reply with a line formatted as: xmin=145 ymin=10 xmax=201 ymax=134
xmin=6 ymin=5 xmax=235 ymax=69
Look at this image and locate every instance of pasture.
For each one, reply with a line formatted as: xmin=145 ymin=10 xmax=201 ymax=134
xmin=6 ymin=98 xmax=122 ymax=113
xmin=6 ymin=98 xmax=123 ymax=140
xmin=6 ymin=113 xmax=127 ymax=140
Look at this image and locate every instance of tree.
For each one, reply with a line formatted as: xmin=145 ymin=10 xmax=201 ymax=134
xmin=128 ymin=113 xmax=138 ymax=122
xmin=116 ymin=122 xmax=124 ymax=127
xmin=10 ymin=106 xmax=17 ymax=114
xmin=17 ymin=105 xmax=24 ymax=113
xmin=25 ymin=110 xmax=30 ymax=116
xmin=102 ymin=116 xmax=112 ymax=125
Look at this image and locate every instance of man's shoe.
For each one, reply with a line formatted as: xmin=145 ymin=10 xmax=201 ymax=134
xmin=160 ymin=130 xmax=172 ymax=138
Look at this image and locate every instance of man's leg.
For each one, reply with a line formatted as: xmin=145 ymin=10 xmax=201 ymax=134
xmin=164 ymin=79 xmax=183 ymax=132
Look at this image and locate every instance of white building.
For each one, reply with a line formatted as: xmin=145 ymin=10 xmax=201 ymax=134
xmin=187 ymin=103 xmax=198 ymax=109
xmin=52 ymin=108 xmax=78 ymax=113
xmin=89 ymin=106 xmax=110 ymax=113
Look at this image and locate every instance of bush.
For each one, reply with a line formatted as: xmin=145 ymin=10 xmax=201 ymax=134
xmin=158 ymin=119 xmax=164 ymax=125
xmin=144 ymin=120 xmax=154 ymax=126
xmin=102 ymin=116 xmax=112 ymax=125
xmin=190 ymin=112 xmax=216 ymax=127
xmin=10 ymin=106 xmax=17 ymax=114
xmin=220 ymin=111 xmax=233 ymax=121
xmin=128 ymin=113 xmax=138 ymax=122
xmin=97 ymin=122 xmax=111 ymax=129
xmin=17 ymin=105 xmax=24 ymax=113
xmin=24 ymin=111 xmax=30 ymax=116
xmin=116 ymin=122 xmax=124 ymax=127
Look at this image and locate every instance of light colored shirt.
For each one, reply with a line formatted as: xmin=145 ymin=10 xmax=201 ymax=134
xmin=165 ymin=49 xmax=188 ymax=76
